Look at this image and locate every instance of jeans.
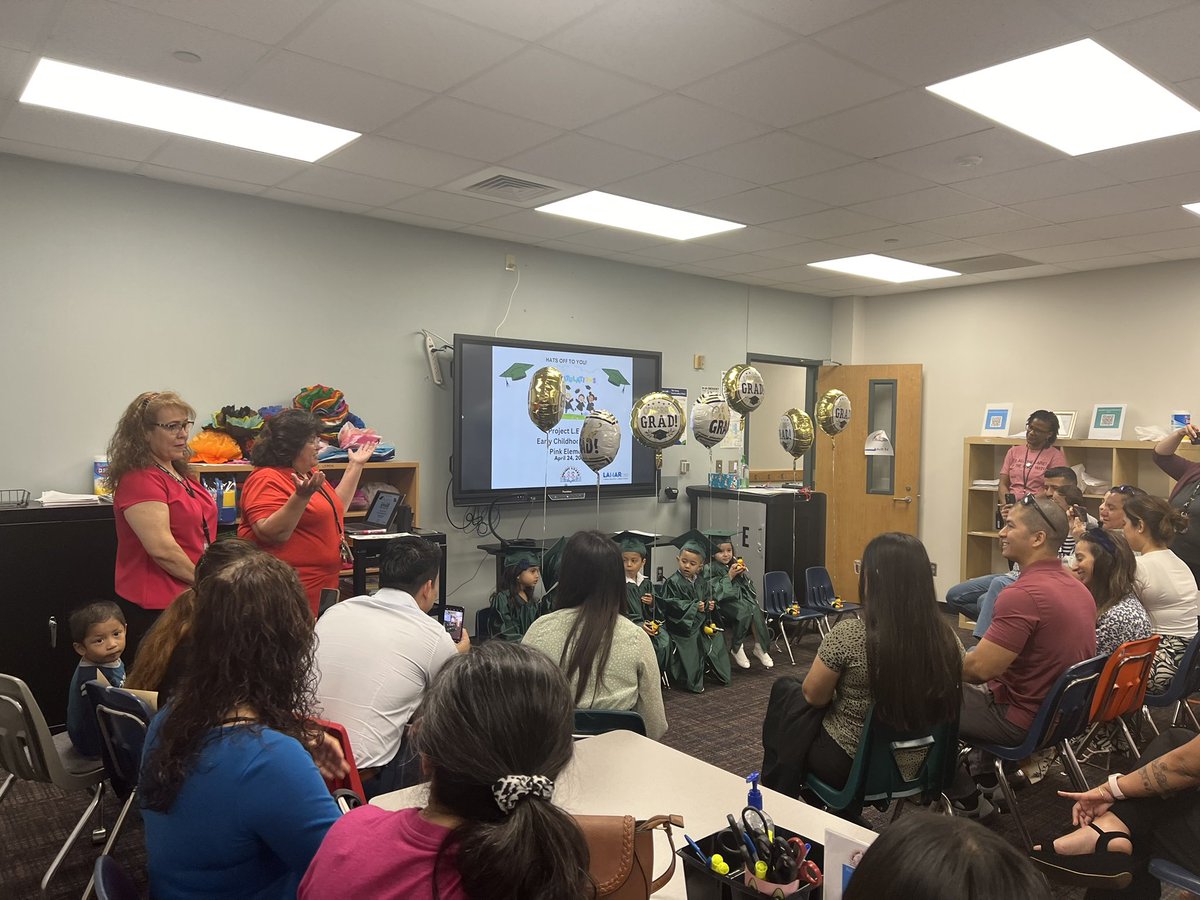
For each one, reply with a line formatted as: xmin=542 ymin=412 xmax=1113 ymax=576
xmin=971 ymin=572 xmax=1018 ymax=639
xmin=945 ymin=572 xmax=1017 ymax=635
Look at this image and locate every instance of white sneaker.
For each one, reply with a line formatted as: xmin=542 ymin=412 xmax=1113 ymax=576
xmin=731 ymin=645 xmax=751 ymax=669
xmin=753 ymin=647 xmax=774 ymax=668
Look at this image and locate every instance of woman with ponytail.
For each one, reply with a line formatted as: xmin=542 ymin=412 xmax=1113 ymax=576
xmin=300 ymin=640 xmax=594 ymax=900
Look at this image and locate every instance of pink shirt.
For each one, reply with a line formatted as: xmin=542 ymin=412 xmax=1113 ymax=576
xmin=114 ymin=466 xmax=217 ymax=610
xmin=1000 ymin=444 xmax=1067 ymax=499
xmin=300 ymin=806 xmax=464 ymax=900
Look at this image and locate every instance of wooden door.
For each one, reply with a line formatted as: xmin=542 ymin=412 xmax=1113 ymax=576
xmin=813 ymin=364 xmax=923 ymax=597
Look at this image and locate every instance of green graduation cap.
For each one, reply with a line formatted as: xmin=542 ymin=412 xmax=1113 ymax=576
xmin=667 ymin=529 xmax=712 ymax=559
xmin=499 ymin=363 xmax=534 ymax=384
xmin=540 ymin=537 xmax=567 ymax=589
xmin=502 ymin=546 xmax=541 ymax=572
xmin=601 ymin=368 xmax=630 ymax=391
xmin=702 ymin=529 xmax=736 ymax=555
xmin=613 ymin=530 xmax=651 ymax=557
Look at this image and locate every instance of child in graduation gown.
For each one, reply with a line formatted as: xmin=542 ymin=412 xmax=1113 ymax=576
xmin=659 ymin=530 xmax=732 ymax=693
xmin=614 ymin=531 xmax=670 ymax=673
xmin=489 ymin=549 xmax=542 ymax=641
xmin=704 ymin=529 xmax=774 ymax=670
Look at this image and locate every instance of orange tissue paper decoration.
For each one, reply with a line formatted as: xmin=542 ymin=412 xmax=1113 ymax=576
xmin=190 ymin=429 xmax=243 ymax=464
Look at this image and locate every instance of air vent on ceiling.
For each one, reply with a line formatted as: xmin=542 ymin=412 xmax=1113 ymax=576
xmin=937 ymin=253 xmax=1040 ymax=274
xmin=445 ymin=168 xmax=579 ymax=208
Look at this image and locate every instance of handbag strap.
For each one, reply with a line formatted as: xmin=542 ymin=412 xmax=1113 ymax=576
xmin=636 ymin=814 xmax=684 ymax=893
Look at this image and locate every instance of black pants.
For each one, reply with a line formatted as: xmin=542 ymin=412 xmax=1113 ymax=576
xmin=113 ymin=596 xmax=164 ymax=667
xmin=761 ymin=677 xmax=853 ymax=796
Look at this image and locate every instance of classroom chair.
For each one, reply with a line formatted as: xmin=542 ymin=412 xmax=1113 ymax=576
xmin=975 ymin=654 xmax=1108 ymax=850
xmin=475 ymin=607 xmax=500 ymax=642
xmin=1143 ymin=632 xmax=1200 ymax=735
xmin=313 ymin=718 xmax=366 ymax=802
xmin=804 ymin=704 xmax=959 ymax=823
xmin=93 ymin=854 xmax=140 ymax=900
xmin=0 ymin=673 xmax=106 ymax=893
xmin=761 ymin=570 xmax=826 ymax=664
xmin=804 ymin=566 xmax=861 ymax=634
xmin=1149 ymin=858 xmax=1200 ymax=895
xmin=81 ymin=682 xmax=155 ymax=900
xmin=1066 ymin=636 xmax=1160 ymax=771
xmin=572 ymin=709 xmax=647 ymax=738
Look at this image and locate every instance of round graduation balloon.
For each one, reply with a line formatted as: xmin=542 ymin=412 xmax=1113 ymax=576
xmin=579 ymin=409 xmax=621 ymax=473
xmin=815 ymin=389 xmax=852 ymax=437
xmin=630 ymin=392 xmax=685 ymax=450
xmin=691 ymin=390 xmax=730 ymax=450
xmin=527 ymin=366 xmax=566 ymax=433
xmin=722 ymin=364 xmax=765 ymax=415
xmin=779 ymin=408 xmax=815 ymax=458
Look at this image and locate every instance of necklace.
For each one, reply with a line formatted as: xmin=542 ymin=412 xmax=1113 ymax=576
xmin=156 ymin=463 xmax=212 ymax=547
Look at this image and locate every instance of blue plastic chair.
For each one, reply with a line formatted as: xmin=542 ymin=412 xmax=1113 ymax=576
xmin=762 ymin=571 xmax=826 ymax=665
xmin=93 ymin=854 xmax=140 ymax=900
xmin=572 ymin=709 xmax=646 ymax=738
xmin=1149 ymin=858 xmax=1200 ymax=894
xmin=976 ymin=654 xmax=1108 ymax=850
xmin=1142 ymin=631 xmax=1200 ymax=735
xmin=804 ymin=566 xmax=861 ymax=635
xmin=806 ymin=704 xmax=959 ymax=822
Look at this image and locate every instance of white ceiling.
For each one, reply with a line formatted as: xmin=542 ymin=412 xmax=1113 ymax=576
xmin=5 ymin=0 xmax=1200 ymax=297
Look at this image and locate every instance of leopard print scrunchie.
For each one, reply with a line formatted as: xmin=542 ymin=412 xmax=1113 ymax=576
xmin=492 ymin=774 xmax=555 ymax=814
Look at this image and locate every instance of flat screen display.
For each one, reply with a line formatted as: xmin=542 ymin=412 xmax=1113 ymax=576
xmin=453 ymin=334 xmax=663 ymax=506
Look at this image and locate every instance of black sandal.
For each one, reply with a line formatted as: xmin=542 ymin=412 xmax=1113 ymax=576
xmin=1029 ymin=824 xmax=1134 ymax=890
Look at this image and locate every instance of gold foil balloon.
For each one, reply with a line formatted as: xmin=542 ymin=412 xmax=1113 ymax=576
xmin=815 ymin=389 xmax=852 ymax=437
xmin=527 ymin=366 xmax=566 ymax=433
xmin=778 ymin=408 xmax=815 ymax=458
xmin=691 ymin=391 xmax=731 ymax=450
xmin=630 ymin=392 xmax=685 ymax=450
xmin=579 ymin=409 xmax=621 ymax=473
xmin=722 ymin=364 xmax=765 ymax=415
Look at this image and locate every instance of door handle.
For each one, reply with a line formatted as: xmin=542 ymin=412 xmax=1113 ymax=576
xmin=893 ymin=496 xmax=912 ymax=504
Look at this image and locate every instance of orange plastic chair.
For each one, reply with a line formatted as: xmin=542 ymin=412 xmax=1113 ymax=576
xmin=313 ymin=718 xmax=365 ymax=803
xmin=1068 ymin=635 xmax=1161 ymax=769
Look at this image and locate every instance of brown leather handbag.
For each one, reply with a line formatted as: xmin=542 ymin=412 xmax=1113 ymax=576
xmin=574 ymin=814 xmax=684 ymax=899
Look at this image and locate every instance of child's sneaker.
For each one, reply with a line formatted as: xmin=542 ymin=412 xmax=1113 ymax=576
xmin=731 ymin=645 xmax=751 ymax=669
xmin=753 ymin=646 xmax=774 ymax=668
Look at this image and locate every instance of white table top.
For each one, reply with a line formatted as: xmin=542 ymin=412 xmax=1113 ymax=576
xmin=372 ymin=730 xmax=876 ymax=899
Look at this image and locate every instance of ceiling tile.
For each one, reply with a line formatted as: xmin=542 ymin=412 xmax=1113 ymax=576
xmin=893 ymin=238 xmax=993 ymax=262
xmin=688 ymin=132 xmax=857 ymax=185
xmin=1021 ymin=238 xmax=1142 ymax=263
xmin=1068 ymin=206 xmax=1200 ymax=240
xmin=502 ymin=133 xmax=666 ymax=188
xmin=699 ymin=252 xmax=791 ymax=274
xmin=287 ymin=0 xmax=523 ymax=91
xmin=410 ymin=0 xmax=604 ymax=41
xmin=382 ymin=98 xmax=560 ymax=161
xmin=0 ymin=136 xmax=141 ymax=173
xmin=551 ymin=228 xmax=670 ymax=253
xmin=681 ymin=40 xmax=901 ymax=129
xmin=451 ymin=47 xmax=659 ymax=131
xmin=144 ymin=138 xmax=306 ymax=185
xmin=581 ymin=95 xmax=769 ymax=160
xmin=272 ymin=166 xmax=421 ymax=206
xmin=967 ymin=222 xmax=1099 ymax=252
xmin=0 ymin=104 xmax=168 ymax=161
xmin=1134 ymin=171 xmax=1200 ymax=205
xmin=1120 ymin=225 xmax=1200 ymax=251
xmin=917 ymin=206 xmax=1049 ymax=238
xmin=46 ymin=0 xmax=270 ymax=94
xmin=134 ymin=162 xmax=266 ymax=196
xmin=1099 ymin=3 xmax=1200 ymax=83
xmin=743 ymin=251 xmax=852 ymax=274
xmin=382 ymin=189 xmax=515 ymax=224
xmin=1044 ymin=0 xmax=1192 ymax=30
xmin=227 ymin=51 xmax=431 ymax=133
xmin=833 ymin=224 xmax=949 ymax=252
xmin=973 ymin=263 xmax=1071 ymax=281
xmin=261 ymin=187 xmax=374 ymax=214
xmin=878 ymin=128 xmax=1064 ymax=185
xmin=849 ymin=185 xmax=991 ymax=223
xmin=813 ymin=0 xmax=1085 ymax=85
xmin=728 ymin=0 xmax=900 ymax=35
xmin=320 ymin=135 xmax=483 ymax=188
xmin=626 ymin=241 xmax=736 ymax=264
xmin=1057 ymin=252 xmax=1164 ymax=271
xmin=689 ymin=187 xmax=826 ymax=225
xmin=694 ymin=225 xmax=804 ymax=253
xmin=1082 ymin=132 xmax=1200 ymax=184
xmin=366 ymin=207 xmax=466 ymax=232
xmin=479 ymin=209 xmax=596 ymax=239
xmin=769 ymin=207 xmax=894 ymax=238
xmin=0 ymin=45 xmax=32 ymax=101
xmin=790 ymin=89 xmax=988 ymax=159
xmin=953 ymin=159 xmax=1121 ymax=205
xmin=0 ymin=0 xmax=63 ymax=51
xmin=776 ymin=162 xmax=935 ymax=206
xmin=1150 ymin=245 xmax=1200 ymax=260
xmin=110 ymin=0 xmax=325 ymax=44
xmin=606 ymin=164 xmax=759 ymax=208
xmin=456 ymin=223 xmax=546 ymax=245
xmin=544 ymin=0 xmax=792 ymax=90
xmin=1014 ymin=185 xmax=1168 ymax=223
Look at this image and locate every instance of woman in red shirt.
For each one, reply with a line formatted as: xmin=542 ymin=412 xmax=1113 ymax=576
xmin=239 ymin=409 xmax=375 ymax=615
xmin=108 ymin=391 xmax=218 ymax=656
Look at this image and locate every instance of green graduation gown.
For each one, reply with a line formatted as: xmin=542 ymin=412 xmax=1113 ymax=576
xmin=660 ymin=571 xmax=731 ymax=691
xmin=625 ymin=577 xmax=671 ymax=672
xmin=491 ymin=589 xmax=539 ymax=642
xmin=708 ymin=562 xmax=770 ymax=652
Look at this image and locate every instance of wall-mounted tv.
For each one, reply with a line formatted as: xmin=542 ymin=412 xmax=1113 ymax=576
xmin=453 ymin=334 xmax=663 ymax=506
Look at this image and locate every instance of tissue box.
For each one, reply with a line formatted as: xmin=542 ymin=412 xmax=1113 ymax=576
xmin=708 ymin=473 xmax=738 ymax=489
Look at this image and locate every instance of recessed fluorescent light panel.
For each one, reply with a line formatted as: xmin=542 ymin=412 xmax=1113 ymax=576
xmin=1184 ymin=202 xmax=1200 ymax=218
xmin=927 ymin=39 xmax=1200 ymax=156
xmin=20 ymin=58 xmax=359 ymax=162
xmin=808 ymin=254 xmax=961 ymax=284
xmin=536 ymin=191 xmax=744 ymax=240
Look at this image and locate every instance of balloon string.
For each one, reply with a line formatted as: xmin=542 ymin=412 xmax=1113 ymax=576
xmin=543 ymin=440 xmax=549 ymax=555
xmin=595 ymin=471 xmax=600 ymax=527
xmin=829 ymin=438 xmax=836 ymax=583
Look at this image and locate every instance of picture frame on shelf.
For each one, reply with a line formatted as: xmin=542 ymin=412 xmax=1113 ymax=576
xmin=980 ymin=402 xmax=1013 ymax=437
xmin=1054 ymin=410 xmax=1077 ymax=439
xmin=1088 ymin=404 xmax=1127 ymax=440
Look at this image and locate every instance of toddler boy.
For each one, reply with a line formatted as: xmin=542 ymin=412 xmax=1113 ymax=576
xmin=66 ymin=600 xmax=127 ymax=758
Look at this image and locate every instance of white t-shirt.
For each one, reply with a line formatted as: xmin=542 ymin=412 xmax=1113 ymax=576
xmin=314 ymin=587 xmax=457 ymax=767
xmin=1136 ymin=549 xmax=1200 ymax=638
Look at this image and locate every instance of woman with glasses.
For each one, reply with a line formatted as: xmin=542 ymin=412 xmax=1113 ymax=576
xmin=1122 ymin=494 xmax=1199 ymax=693
xmin=1071 ymin=528 xmax=1151 ymax=656
xmin=239 ymin=409 xmax=376 ymax=616
xmin=1154 ymin=421 xmax=1200 ymax=584
xmin=998 ymin=410 xmax=1067 ymax=506
xmin=106 ymin=391 xmax=218 ymax=655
